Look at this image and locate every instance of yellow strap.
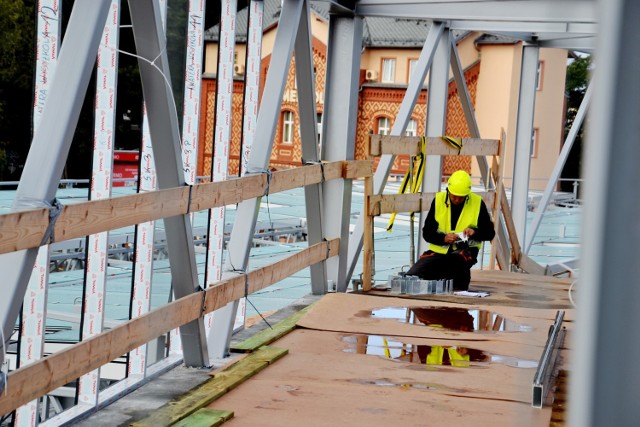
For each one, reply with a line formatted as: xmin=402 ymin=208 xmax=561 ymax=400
xmin=382 ymin=337 xmax=392 ymax=358
xmin=440 ymin=135 xmax=463 ymax=153
xmin=387 ymin=137 xmax=427 ymax=231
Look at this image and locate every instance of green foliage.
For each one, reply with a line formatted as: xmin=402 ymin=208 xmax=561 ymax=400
xmin=560 ymin=55 xmax=592 ymax=192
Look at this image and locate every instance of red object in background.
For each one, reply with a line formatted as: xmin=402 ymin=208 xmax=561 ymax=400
xmin=113 ymin=150 xmax=139 ymax=187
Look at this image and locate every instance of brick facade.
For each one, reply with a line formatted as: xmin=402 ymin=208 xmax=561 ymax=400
xmin=198 ymin=42 xmax=479 ymax=179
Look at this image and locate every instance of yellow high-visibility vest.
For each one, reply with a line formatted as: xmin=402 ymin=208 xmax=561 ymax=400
xmin=426 ymin=345 xmax=471 ymax=367
xmin=429 ymin=191 xmax=482 ymax=254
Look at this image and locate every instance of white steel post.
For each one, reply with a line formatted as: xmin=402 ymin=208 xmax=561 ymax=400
xmin=15 ymin=1 xmax=61 ymax=424
xmin=240 ymin=0 xmax=264 ymax=174
xmin=510 ymin=44 xmax=539 ymax=247
xmin=321 ymin=12 xmax=363 ymax=292
xmin=0 ymin=0 xmax=111 ymax=414
xmin=418 ymin=29 xmax=451 ymax=254
xmin=345 ymin=22 xmax=443 ymax=281
xmin=205 ymin=0 xmax=242 ymax=359
xmin=570 ymin=0 xmax=640 ymax=425
xmin=130 ymin=0 xmax=169 ymax=362
xmin=181 ymin=0 xmax=209 ymax=352
xmin=208 ymin=0 xmax=304 ymax=358
xmin=76 ymin=0 xmax=120 ymax=406
xmin=128 ymin=0 xmax=208 ymax=367
xmin=294 ymin=0 xmax=326 ymax=294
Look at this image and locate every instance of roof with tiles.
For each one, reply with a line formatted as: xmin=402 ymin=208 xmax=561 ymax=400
xmin=204 ymin=0 xmax=464 ymax=48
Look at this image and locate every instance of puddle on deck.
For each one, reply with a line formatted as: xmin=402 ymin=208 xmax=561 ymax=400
xmin=343 ymin=334 xmax=538 ymax=369
xmin=360 ymin=306 xmax=533 ymax=333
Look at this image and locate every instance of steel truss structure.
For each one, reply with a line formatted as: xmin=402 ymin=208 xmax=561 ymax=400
xmin=1 ymin=0 xmax=637 ymax=425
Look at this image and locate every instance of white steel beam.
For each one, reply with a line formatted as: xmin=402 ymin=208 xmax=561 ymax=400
xmin=0 ymin=0 xmax=111 ymax=377
xmin=570 ymin=0 xmax=640 ymax=425
xmin=295 ymin=1 xmax=327 ymax=294
xmin=417 ymin=29 xmax=451 ymax=254
xmin=355 ymin=1 xmax=596 ymax=25
xmin=346 ymin=22 xmax=443 ymax=282
xmin=15 ymin=1 xmax=62 ymax=424
xmin=447 ymin=20 xmax=597 ymax=37
xmin=209 ymin=0 xmax=304 ymax=358
xmin=525 ymin=83 xmax=592 ymax=254
xmin=240 ymin=1 xmax=265 ymax=174
xmin=78 ymin=0 xmax=121 ymax=408
xmin=130 ymin=0 xmax=168 ymax=371
xmin=128 ymin=0 xmax=208 ymax=367
xmin=510 ymin=45 xmax=539 ymax=247
xmin=205 ymin=0 xmax=241 ymax=359
xmin=322 ymin=13 xmax=363 ymax=292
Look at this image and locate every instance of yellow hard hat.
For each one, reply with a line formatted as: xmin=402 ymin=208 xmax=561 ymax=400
xmin=448 ymin=170 xmax=472 ymax=196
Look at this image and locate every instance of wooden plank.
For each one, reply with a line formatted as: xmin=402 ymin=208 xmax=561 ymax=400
xmin=343 ymin=159 xmax=373 ymax=179
xmin=363 ymin=175 xmax=374 ymax=291
xmin=369 ymin=135 xmax=500 ymax=156
xmin=0 ymin=292 xmax=203 ymax=416
xmin=231 ymin=304 xmax=315 ymax=352
xmin=56 ymin=186 xmax=189 ymax=242
xmin=204 ymin=239 xmax=340 ymax=310
xmin=131 ymin=346 xmax=287 ymax=427
xmin=0 ymin=207 xmax=49 ymax=254
xmin=0 ymin=161 xmax=364 ymax=254
xmin=172 ymin=409 xmax=234 ymax=427
xmin=492 ymin=166 xmax=522 ymax=265
xmin=489 ymin=131 xmax=505 ymax=270
xmin=370 ymin=192 xmax=495 ymax=216
xmin=0 ymin=240 xmax=338 ymax=414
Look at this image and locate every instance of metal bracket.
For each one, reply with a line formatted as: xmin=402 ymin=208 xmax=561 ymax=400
xmin=532 ymin=310 xmax=566 ymax=408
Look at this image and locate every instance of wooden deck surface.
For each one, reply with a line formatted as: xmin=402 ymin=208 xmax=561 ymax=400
xmin=199 ymin=269 xmax=572 ymax=426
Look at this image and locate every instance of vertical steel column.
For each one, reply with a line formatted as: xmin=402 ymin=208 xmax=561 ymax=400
xmin=208 ymin=0 xmax=304 ymax=358
xmin=294 ymin=0 xmax=325 ymax=294
xmin=570 ymin=0 xmax=640 ymax=425
xmin=240 ymin=0 xmax=264 ymax=174
xmin=346 ymin=22 xmax=444 ymax=282
xmin=321 ymin=12 xmax=363 ymax=292
xmin=130 ymin=0 xmax=168 ymax=367
xmin=128 ymin=0 xmax=208 ymax=367
xmin=77 ymin=0 xmax=121 ymax=407
xmin=449 ymin=39 xmax=490 ymax=182
xmin=181 ymin=0 xmax=210 ymax=354
xmin=206 ymin=0 xmax=243 ymax=358
xmin=0 ymin=0 xmax=111 ymax=377
xmin=510 ymin=45 xmax=539 ymax=246
xmin=417 ymin=29 xmax=451 ymax=254
xmin=525 ymin=83 xmax=592 ymax=254
xmin=15 ymin=1 xmax=62 ymax=424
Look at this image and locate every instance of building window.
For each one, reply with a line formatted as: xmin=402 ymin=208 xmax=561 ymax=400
xmin=531 ymin=128 xmax=539 ymax=158
xmin=405 ymin=119 xmax=417 ymax=136
xmin=408 ymin=58 xmax=419 ymax=83
xmin=282 ymin=111 xmax=294 ymax=144
xmin=377 ymin=117 xmax=391 ymax=135
xmin=316 ymin=112 xmax=323 ymax=144
xmin=536 ymin=61 xmax=544 ymax=90
xmin=381 ymin=58 xmax=396 ymax=83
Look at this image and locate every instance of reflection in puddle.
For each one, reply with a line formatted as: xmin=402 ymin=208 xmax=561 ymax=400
xmin=369 ymin=306 xmax=533 ymax=333
xmin=343 ymin=334 xmax=538 ymax=369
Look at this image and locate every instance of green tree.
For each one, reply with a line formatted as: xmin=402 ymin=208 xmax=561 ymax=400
xmin=0 ymin=0 xmax=35 ymax=180
xmin=560 ymin=55 xmax=591 ymax=194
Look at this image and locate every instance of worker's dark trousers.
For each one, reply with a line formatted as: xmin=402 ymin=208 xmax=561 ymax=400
xmin=405 ymin=249 xmax=478 ymax=291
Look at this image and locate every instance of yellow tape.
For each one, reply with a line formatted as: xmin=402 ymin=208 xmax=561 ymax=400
xmin=387 ymin=137 xmax=427 ymax=231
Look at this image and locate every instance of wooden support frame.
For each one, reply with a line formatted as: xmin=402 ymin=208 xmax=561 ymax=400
xmin=0 ymin=239 xmax=340 ymax=415
xmin=369 ymin=135 xmax=500 ymax=157
xmin=362 ymin=134 xmax=502 ymax=290
xmin=0 ymin=160 xmax=371 ymax=255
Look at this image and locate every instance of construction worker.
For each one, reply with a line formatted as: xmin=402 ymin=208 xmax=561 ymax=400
xmin=406 ymin=170 xmax=495 ymax=291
